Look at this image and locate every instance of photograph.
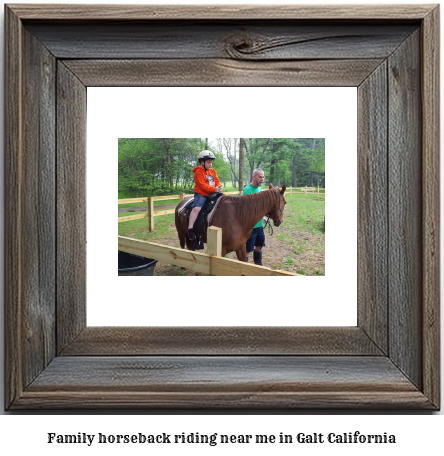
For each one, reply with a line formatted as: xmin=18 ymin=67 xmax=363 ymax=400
xmin=118 ymin=138 xmax=325 ymax=276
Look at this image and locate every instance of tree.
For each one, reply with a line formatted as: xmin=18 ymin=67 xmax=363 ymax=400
xmin=263 ymin=138 xmax=294 ymax=186
xmin=217 ymin=138 xmax=239 ymax=187
xmin=238 ymin=138 xmax=246 ymax=188
xmin=298 ymin=138 xmax=325 ymax=187
xmin=244 ymin=138 xmax=271 ymax=179
xmin=118 ymin=138 xmax=207 ymax=196
xmin=118 ymin=137 xmax=325 ymax=198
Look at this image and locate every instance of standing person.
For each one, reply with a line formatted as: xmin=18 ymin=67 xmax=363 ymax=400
xmin=188 ymin=150 xmax=223 ymax=240
xmin=243 ymin=168 xmax=266 ymax=265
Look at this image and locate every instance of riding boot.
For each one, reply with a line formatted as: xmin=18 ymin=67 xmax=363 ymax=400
xmin=188 ymin=228 xmax=196 ymax=240
xmin=253 ymin=250 xmax=263 ymax=266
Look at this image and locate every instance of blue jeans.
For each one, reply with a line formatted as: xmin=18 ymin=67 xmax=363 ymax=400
xmin=246 ymin=227 xmax=265 ymax=252
xmin=192 ymin=193 xmax=208 ymax=208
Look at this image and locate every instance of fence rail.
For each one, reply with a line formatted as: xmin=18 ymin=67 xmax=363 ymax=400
xmin=118 ymin=190 xmax=243 ymax=227
xmin=288 ymin=186 xmax=325 ymax=196
xmin=118 ymin=187 xmax=324 ymax=227
xmin=118 ymin=230 xmax=298 ymax=276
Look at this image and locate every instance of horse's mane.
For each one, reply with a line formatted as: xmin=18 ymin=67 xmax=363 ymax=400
xmin=226 ymin=189 xmax=278 ymax=223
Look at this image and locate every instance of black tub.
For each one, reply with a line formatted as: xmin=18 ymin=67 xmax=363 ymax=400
xmin=118 ymin=251 xmax=157 ymax=276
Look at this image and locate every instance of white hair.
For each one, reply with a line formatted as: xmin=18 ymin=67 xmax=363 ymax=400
xmin=252 ymin=168 xmax=264 ymax=177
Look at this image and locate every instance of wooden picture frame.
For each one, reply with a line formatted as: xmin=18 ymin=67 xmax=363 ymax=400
xmin=5 ymin=4 xmax=440 ymax=410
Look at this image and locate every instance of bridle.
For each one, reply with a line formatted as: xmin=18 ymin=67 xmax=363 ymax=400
xmin=264 ymin=188 xmax=285 ymax=235
xmin=266 ymin=188 xmax=284 ymax=219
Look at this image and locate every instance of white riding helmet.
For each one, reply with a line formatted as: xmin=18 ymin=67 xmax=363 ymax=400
xmin=197 ymin=150 xmax=216 ymax=160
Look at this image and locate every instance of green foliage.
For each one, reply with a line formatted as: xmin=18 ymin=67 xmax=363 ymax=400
xmin=118 ymin=138 xmax=325 ymax=198
xmin=118 ymin=138 xmax=208 ymax=197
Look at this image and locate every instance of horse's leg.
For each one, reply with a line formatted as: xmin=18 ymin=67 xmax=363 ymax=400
xmin=178 ymin=226 xmax=186 ymax=249
xmin=235 ymin=245 xmax=248 ymax=262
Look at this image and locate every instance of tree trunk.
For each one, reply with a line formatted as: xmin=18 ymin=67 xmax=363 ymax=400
xmin=239 ymin=138 xmax=246 ymax=188
xmin=292 ymin=144 xmax=298 ymax=187
xmin=269 ymin=158 xmax=277 ymax=186
xmin=249 ymin=163 xmax=254 ymax=181
xmin=163 ymin=139 xmax=173 ymax=187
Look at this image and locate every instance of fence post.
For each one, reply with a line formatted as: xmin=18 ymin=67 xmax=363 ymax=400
xmin=148 ymin=197 xmax=154 ymax=231
xmin=207 ymin=226 xmax=222 ymax=257
xmin=180 ymin=192 xmax=185 ymax=201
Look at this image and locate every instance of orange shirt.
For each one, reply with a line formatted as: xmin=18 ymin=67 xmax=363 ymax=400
xmin=193 ymin=166 xmax=221 ymax=197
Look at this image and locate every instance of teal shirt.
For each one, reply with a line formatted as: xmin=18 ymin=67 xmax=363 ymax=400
xmin=242 ymin=184 xmax=263 ymax=229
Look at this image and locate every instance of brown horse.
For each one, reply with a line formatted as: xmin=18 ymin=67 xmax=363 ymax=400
xmin=175 ymin=183 xmax=287 ymax=262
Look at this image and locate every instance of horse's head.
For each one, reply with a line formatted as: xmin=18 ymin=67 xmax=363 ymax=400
xmin=267 ymin=184 xmax=287 ymax=226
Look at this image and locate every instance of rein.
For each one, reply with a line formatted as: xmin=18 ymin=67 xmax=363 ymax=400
xmin=263 ymin=217 xmax=274 ymax=235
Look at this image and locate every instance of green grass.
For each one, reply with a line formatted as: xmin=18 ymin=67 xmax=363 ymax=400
xmin=118 ymin=211 xmax=146 ymax=217
xmin=118 ymin=213 xmax=176 ymax=241
xmin=272 ymin=192 xmax=325 ymax=275
xmin=283 ymin=192 xmax=325 ymax=235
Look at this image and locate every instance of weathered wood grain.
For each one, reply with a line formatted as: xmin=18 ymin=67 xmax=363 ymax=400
xmin=4 ymin=4 xmax=440 ymax=410
xmin=64 ymin=59 xmax=384 ymax=87
xmin=421 ymin=6 xmax=441 ymax=409
xmin=7 ymin=4 xmax=435 ymax=20
xmin=14 ymin=356 xmax=433 ymax=409
xmin=29 ymin=356 xmax=417 ymax=391
xmin=18 ymin=390 xmax=433 ymax=410
xmin=56 ymin=62 xmax=87 ymax=354
xmin=5 ymin=4 xmax=24 ymax=410
xmin=61 ymin=327 xmax=383 ymax=356
xmin=388 ymin=30 xmax=422 ymax=389
xmin=20 ymin=27 xmax=58 ymax=388
xmin=26 ymin=22 xmax=416 ymax=60
xmin=357 ymin=62 xmax=388 ymax=354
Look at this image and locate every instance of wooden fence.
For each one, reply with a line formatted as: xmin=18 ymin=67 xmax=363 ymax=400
xmin=118 ymin=190 xmax=243 ymax=230
xmin=288 ymin=186 xmax=325 ymax=196
xmin=118 ymin=228 xmax=298 ymax=276
xmin=118 ymin=187 xmax=324 ymax=229
xmin=119 ymin=194 xmax=182 ymax=227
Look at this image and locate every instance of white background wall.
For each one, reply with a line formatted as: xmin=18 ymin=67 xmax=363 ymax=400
xmin=0 ymin=0 xmax=442 ymax=454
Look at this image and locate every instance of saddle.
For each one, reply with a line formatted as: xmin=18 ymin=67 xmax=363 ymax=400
xmin=179 ymin=192 xmax=225 ymax=249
